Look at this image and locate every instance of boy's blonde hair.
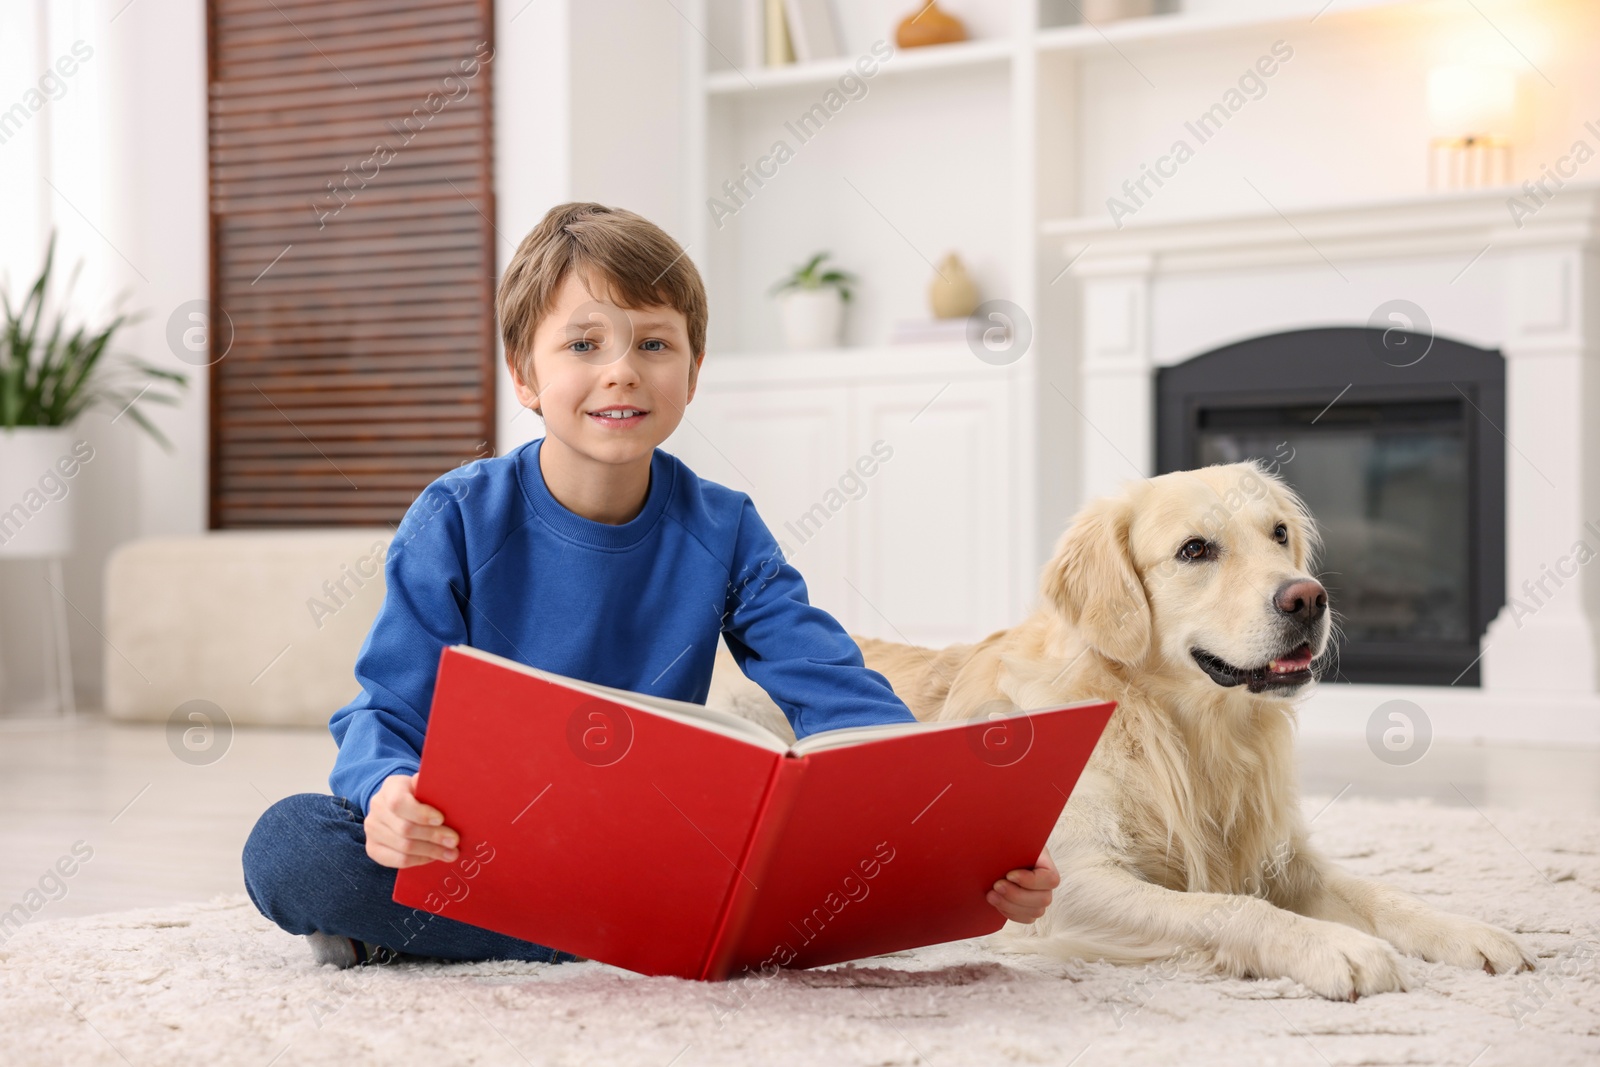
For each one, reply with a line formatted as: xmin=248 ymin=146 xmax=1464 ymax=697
xmin=496 ymin=202 xmax=707 ymax=391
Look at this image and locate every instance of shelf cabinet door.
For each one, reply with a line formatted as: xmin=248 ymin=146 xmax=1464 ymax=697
xmin=850 ymin=377 xmax=1014 ymax=649
xmin=661 ymin=384 xmax=858 ymax=629
xmin=664 ymin=369 xmax=1017 ymax=654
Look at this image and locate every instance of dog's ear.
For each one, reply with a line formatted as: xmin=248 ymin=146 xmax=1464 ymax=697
xmin=1040 ymin=494 xmax=1151 ymax=665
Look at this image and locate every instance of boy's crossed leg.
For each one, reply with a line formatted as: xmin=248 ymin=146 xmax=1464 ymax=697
xmin=243 ymin=792 xmax=579 ymax=965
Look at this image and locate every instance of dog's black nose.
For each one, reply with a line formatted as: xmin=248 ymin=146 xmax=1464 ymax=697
xmin=1274 ymin=579 xmax=1327 ymax=622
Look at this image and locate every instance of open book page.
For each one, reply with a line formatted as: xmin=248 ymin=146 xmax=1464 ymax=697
xmin=787 ymin=704 xmax=1065 ymax=756
xmin=449 ymin=646 xmax=1071 ymax=760
xmin=450 ymin=645 xmax=790 ymax=753
xmin=787 ymin=719 xmax=926 ymax=755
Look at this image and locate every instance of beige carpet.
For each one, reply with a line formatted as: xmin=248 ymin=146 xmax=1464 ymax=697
xmin=3 ymin=796 xmax=1597 ymax=1066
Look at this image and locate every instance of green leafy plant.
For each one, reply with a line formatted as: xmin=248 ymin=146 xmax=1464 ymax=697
xmin=1 ymin=230 xmax=187 ymax=448
xmin=769 ymin=251 xmax=858 ymax=303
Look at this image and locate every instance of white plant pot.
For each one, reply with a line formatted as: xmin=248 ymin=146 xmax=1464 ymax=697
xmin=0 ymin=427 xmax=79 ymax=558
xmin=777 ymin=288 xmax=845 ymax=351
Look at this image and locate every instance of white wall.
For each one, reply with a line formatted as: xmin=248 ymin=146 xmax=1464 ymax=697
xmin=496 ymin=0 xmax=690 ymax=449
xmin=492 ymin=0 xmax=571 ymax=455
xmin=1071 ymin=0 xmax=1594 ymax=223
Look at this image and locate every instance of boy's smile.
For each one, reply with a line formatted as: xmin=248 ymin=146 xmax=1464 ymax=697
xmin=514 ymin=271 xmax=703 ymax=525
xmin=586 ymin=406 xmax=649 ymax=428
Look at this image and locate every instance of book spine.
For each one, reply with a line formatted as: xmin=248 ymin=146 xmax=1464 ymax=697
xmin=698 ymin=754 xmax=809 ymax=980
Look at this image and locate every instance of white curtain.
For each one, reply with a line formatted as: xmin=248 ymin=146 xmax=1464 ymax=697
xmin=0 ymin=0 xmax=112 ymax=321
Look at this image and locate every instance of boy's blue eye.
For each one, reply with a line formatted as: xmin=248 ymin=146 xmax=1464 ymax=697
xmin=641 ymin=339 xmax=666 ymax=352
xmin=570 ymin=340 xmax=597 ymax=354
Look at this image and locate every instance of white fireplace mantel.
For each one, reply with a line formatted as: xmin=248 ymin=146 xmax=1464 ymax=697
xmin=1050 ymin=183 xmax=1600 ymax=744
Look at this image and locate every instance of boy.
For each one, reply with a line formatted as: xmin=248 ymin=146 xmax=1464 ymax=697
xmin=242 ymin=202 xmax=1059 ymax=969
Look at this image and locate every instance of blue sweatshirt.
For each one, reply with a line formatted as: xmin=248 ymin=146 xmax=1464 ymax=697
xmin=328 ymin=436 xmax=917 ymax=814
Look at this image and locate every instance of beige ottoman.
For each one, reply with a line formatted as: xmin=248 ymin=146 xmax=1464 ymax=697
xmin=103 ymin=530 xmax=391 ymax=727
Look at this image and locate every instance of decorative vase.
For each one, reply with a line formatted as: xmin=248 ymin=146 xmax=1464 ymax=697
xmin=0 ymin=426 xmax=78 ymax=558
xmin=928 ymin=252 xmax=980 ymax=319
xmin=895 ymin=2 xmax=967 ymax=49
xmin=778 ymin=288 xmax=845 ymax=350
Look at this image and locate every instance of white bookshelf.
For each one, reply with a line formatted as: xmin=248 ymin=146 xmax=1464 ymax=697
xmin=678 ymin=1 xmax=1043 ymax=644
xmin=668 ymin=0 xmax=1591 ymax=644
xmin=680 ymin=0 xmax=1470 ymax=357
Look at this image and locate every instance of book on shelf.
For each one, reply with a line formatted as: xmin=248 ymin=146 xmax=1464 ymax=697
xmin=783 ymin=0 xmax=843 ymax=62
xmin=763 ymin=0 xmax=794 ymax=67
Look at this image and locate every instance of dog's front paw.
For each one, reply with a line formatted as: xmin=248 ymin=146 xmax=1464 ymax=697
xmin=1264 ymin=919 xmax=1411 ymax=1001
xmin=1380 ymin=912 xmax=1535 ymax=975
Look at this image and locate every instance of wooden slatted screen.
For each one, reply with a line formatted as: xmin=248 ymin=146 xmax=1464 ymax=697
xmin=206 ymin=0 xmax=496 ymax=527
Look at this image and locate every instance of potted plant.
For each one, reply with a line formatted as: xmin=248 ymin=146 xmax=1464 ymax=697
xmin=1 ymin=230 xmax=187 ymax=559
xmin=769 ymin=252 xmax=858 ymax=351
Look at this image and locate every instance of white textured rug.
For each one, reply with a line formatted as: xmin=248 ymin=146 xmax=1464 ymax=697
xmin=3 ymin=796 xmax=1598 ymax=1067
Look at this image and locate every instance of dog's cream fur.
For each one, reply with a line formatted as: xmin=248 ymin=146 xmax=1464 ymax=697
xmin=710 ymin=462 xmax=1534 ymax=1000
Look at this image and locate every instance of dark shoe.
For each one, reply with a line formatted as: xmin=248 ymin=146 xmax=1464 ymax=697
xmin=305 ymin=931 xmax=402 ymax=969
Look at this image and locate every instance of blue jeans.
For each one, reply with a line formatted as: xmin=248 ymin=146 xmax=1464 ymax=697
xmin=243 ymin=792 xmax=579 ymax=964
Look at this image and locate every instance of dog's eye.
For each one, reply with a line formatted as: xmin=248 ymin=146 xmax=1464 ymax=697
xmin=1274 ymin=523 xmax=1289 ymax=546
xmin=1178 ymin=538 xmax=1210 ymax=561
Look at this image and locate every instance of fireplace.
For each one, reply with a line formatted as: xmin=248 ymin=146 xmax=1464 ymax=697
xmin=1053 ymin=185 xmax=1600 ymax=741
xmin=1154 ymin=327 xmax=1506 ymax=686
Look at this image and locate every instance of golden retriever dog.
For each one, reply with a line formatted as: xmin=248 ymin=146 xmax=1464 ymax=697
xmin=709 ymin=461 xmax=1534 ymax=1000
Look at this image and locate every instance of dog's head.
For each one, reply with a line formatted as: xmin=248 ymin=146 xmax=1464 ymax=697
xmin=1041 ymin=462 xmax=1329 ymax=696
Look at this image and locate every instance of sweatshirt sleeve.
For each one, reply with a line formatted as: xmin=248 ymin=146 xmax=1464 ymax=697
xmin=328 ymin=477 xmax=473 ymax=815
xmin=719 ymin=495 xmax=917 ymax=739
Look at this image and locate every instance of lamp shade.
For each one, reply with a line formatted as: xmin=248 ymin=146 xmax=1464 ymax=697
xmin=1428 ymin=65 xmax=1516 ymax=142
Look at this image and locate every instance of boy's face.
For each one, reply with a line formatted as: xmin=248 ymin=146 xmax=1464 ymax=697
xmin=513 ymin=271 xmax=701 ymax=465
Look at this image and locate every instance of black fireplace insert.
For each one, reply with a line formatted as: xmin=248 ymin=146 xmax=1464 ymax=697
xmin=1155 ymin=327 xmax=1505 ymax=686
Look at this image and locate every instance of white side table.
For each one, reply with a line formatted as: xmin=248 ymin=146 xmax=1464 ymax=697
xmin=0 ymin=555 xmax=78 ymax=723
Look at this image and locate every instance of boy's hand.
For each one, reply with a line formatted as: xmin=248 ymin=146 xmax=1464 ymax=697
xmin=364 ymin=773 xmax=459 ymax=869
xmin=986 ymin=848 xmax=1059 ymax=924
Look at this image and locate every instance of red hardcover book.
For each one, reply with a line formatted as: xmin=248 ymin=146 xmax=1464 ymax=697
xmin=392 ymin=645 xmax=1115 ymax=980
